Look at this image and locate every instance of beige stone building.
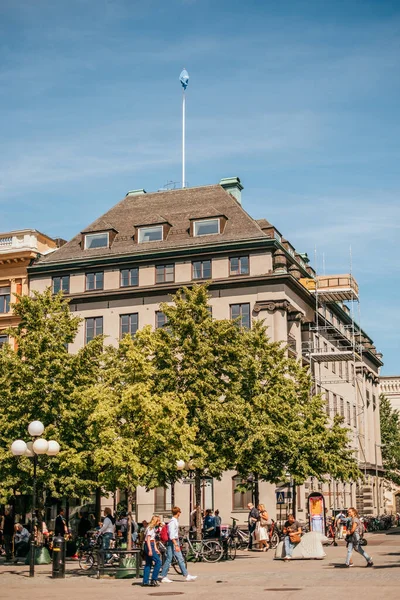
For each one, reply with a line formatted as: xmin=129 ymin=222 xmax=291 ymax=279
xmin=28 ymin=178 xmax=384 ymax=525
xmin=0 ymin=229 xmax=59 ymax=348
xmin=380 ymin=376 xmax=400 ymax=513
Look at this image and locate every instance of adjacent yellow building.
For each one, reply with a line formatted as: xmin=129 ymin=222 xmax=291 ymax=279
xmin=0 ymin=229 xmax=59 ymax=347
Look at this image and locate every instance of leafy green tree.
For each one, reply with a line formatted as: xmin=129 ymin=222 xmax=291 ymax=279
xmin=0 ymin=289 xmax=104 ymax=504
xmin=152 ymin=285 xmax=246 ymax=536
xmin=235 ymin=321 xmax=360 ymax=509
xmin=380 ymin=394 xmax=400 ymax=485
xmin=86 ymin=331 xmax=194 ymax=547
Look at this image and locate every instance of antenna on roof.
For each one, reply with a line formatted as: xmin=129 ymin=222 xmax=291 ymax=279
xmin=179 ymin=68 xmax=189 ymax=189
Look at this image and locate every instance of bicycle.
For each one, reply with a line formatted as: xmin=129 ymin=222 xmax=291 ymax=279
xmin=77 ymin=533 xmax=102 ymax=571
xmin=268 ymin=520 xmax=283 ymax=550
xmin=181 ymin=536 xmax=223 ymax=563
xmin=229 ymin=518 xmax=250 ymax=549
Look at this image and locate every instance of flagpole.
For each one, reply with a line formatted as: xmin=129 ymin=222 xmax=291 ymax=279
xmin=182 ymin=88 xmax=186 ymax=189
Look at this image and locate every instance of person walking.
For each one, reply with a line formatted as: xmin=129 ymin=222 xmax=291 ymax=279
xmin=78 ymin=512 xmax=92 ymax=539
xmin=160 ymin=506 xmax=197 ymax=583
xmin=214 ymin=510 xmax=222 ymax=539
xmin=99 ymin=507 xmax=115 ymax=563
xmin=247 ymin=502 xmax=260 ymax=550
xmin=142 ymin=515 xmax=162 ymax=587
xmin=283 ymin=514 xmax=302 ymax=561
xmin=1 ymin=509 xmax=15 ymax=562
xmin=54 ymin=508 xmax=68 ymax=537
xmin=345 ymin=507 xmax=373 ymax=568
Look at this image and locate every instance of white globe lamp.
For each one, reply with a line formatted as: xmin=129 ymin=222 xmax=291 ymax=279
xmin=28 ymin=421 xmax=45 ymax=438
xmin=11 ymin=440 xmax=27 ymax=456
xmin=25 ymin=441 xmax=34 ymax=457
xmin=46 ymin=440 xmax=60 ymax=456
xmin=176 ymin=459 xmax=186 ymax=470
xmin=32 ymin=438 xmax=49 ymax=455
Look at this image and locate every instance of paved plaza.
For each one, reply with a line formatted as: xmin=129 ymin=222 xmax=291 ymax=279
xmin=1 ymin=532 xmax=399 ymax=600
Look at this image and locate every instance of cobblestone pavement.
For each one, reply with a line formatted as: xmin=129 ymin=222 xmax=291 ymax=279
xmin=1 ymin=532 xmax=399 ymax=600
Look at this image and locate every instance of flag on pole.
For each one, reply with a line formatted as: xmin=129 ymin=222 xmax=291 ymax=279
xmin=179 ymin=68 xmax=189 ymax=90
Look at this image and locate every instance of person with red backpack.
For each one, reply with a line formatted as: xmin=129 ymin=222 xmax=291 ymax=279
xmin=160 ymin=506 xmax=197 ymax=583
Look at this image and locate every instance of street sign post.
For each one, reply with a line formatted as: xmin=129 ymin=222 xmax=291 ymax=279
xmin=276 ymin=490 xmax=286 ymax=526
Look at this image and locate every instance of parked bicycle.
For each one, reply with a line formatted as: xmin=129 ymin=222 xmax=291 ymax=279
xmin=268 ymin=520 xmax=283 ymax=550
xmin=181 ymin=536 xmax=223 ymax=563
xmin=229 ymin=518 xmax=250 ymax=549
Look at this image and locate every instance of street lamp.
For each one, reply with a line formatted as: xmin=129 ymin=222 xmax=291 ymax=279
xmin=11 ymin=421 xmax=60 ymax=577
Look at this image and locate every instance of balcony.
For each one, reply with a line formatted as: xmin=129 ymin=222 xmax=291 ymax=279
xmin=300 ymin=274 xmax=359 ymax=302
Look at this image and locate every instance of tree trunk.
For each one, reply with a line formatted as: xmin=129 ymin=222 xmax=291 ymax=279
xmin=195 ymin=469 xmax=202 ymax=540
xmin=171 ymin=481 xmax=175 ymax=509
xmin=292 ymin=482 xmax=297 ymax=518
xmin=253 ymin=473 xmax=260 ymax=508
xmin=127 ymin=488 xmax=133 ymax=551
xmin=95 ymin=487 xmax=102 ymax=523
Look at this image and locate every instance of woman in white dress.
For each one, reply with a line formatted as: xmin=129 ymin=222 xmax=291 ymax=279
xmin=255 ymin=504 xmax=269 ymax=551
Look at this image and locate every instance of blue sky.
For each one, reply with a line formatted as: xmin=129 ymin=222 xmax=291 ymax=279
xmin=0 ymin=0 xmax=399 ymax=373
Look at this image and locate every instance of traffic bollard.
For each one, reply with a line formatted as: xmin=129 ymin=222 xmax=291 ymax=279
xmin=52 ymin=535 xmax=66 ymax=578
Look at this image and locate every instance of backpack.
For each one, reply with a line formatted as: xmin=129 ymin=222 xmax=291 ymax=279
xmin=160 ymin=523 xmax=169 ymax=543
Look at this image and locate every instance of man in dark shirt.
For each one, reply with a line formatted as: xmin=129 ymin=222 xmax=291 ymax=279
xmin=77 ymin=512 xmax=92 ymax=538
xmin=283 ymin=514 xmax=302 ymax=560
xmin=1 ymin=509 xmax=15 ymax=561
xmin=55 ymin=508 xmax=67 ymax=537
xmin=247 ymin=503 xmax=260 ymax=550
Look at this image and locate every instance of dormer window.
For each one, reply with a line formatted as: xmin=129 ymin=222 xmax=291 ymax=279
xmin=138 ymin=225 xmax=163 ymax=243
xmin=84 ymin=232 xmax=109 ymax=249
xmin=193 ymin=219 xmax=220 ymax=237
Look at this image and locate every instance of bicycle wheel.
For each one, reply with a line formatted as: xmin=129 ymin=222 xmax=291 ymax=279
xmin=202 ymin=541 xmax=223 ymax=563
xmin=79 ymin=552 xmax=95 ymax=571
xmin=227 ymin=539 xmax=236 ymax=560
xmin=270 ymin=531 xmax=280 ymax=549
xmin=172 ymin=552 xmax=188 ymax=574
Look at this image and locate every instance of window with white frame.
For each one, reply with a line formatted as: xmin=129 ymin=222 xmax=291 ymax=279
xmin=232 ymin=475 xmax=252 ymax=510
xmin=84 ymin=232 xmax=109 ymax=249
xmin=138 ymin=225 xmax=163 ymax=243
xmin=193 ymin=219 xmax=220 ymax=237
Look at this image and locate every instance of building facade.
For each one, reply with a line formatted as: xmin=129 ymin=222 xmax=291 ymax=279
xmin=380 ymin=376 xmax=400 ymax=513
xmin=28 ymin=178 xmax=384 ymax=524
xmin=0 ymin=230 xmax=59 ymax=348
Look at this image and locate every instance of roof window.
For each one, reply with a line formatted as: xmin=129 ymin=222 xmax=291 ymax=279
xmin=84 ymin=232 xmax=109 ymax=249
xmin=138 ymin=225 xmax=163 ymax=243
xmin=193 ymin=218 xmax=220 ymax=237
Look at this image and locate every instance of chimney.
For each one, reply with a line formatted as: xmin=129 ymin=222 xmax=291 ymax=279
xmin=219 ymin=177 xmax=243 ymax=204
xmin=126 ymin=189 xmax=147 ymax=196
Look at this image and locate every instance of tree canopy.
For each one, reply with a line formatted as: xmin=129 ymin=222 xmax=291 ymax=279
xmin=380 ymin=394 xmax=400 ymax=485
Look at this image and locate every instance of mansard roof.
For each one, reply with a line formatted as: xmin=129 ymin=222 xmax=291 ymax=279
xmin=38 ymin=184 xmax=267 ymax=264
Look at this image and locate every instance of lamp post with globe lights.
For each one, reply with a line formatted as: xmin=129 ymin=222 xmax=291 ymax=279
xmin=176 ymin=459 xmax=199 ymax=534
xmin=11 ymin=421 xmax=60 ymax=577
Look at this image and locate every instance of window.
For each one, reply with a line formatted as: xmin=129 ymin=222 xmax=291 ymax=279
xmin=0 ymin=334 xmax=8 ymax=347
xmin=0 ymin=287 xmax=11 ymax=313
xmin=288 ymin=335 xmax=297 ymax=357
xmin=230 ymin=303 xmax=251 ymax=329
xmin=229 ymin=256 xmax=249 ymax=276
xmin=347 ymin=401 xmax=351 ymax=425
xmin=85 ymin=317 xmax=103 ymax=343
xmin=345 ymin=362 xmax=349 ymax=381
xmin=156 ymin=311 xmax=168 ymax=329
xmin=366 ymin=390 xmax=370 ymax=408
xmin=340 ymin=397 xmax=344 ymax=417
xmin=193 ymin=219 xmax=220 ymax=237
xmin=232 ymin=475 xmax=252 ymax=511
xmin=156 ymin=264 xmax=174 ymax=284
xmin=120 ymin=268 xmax=139 ymax=287
xmin=333 ymin=394 xmax=338 ymax=415
xmin=192 ymin=260 xmax=211 ymax=280
xmin=325 ymin=391 xmax=330 ymax=416
xmin=323 ymin=342 xmax=328 ymax=368
xmin=154 ymin=487 xmax=167 ymax=512
xmin=138 ymin=225 xmax=163 ymax=243
xmin=339 ymin=361 xmax=343 ymax=378
xmin=52 ymin=275 xmax=70 ymax=294
xmin=353 ymin=405 xmax=357 ymax=428
xmin=120 ymin=313 xmax=138 ymax=338
xmin=86 ymin=272 xmax=104 ymax=291
xmin=84 ymin=232 xmax=109 ymax=249
xmin=373 ymin=394 xmax=377 ymax=411
xmin=332 ymin=358 xmax=336 ymax=374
